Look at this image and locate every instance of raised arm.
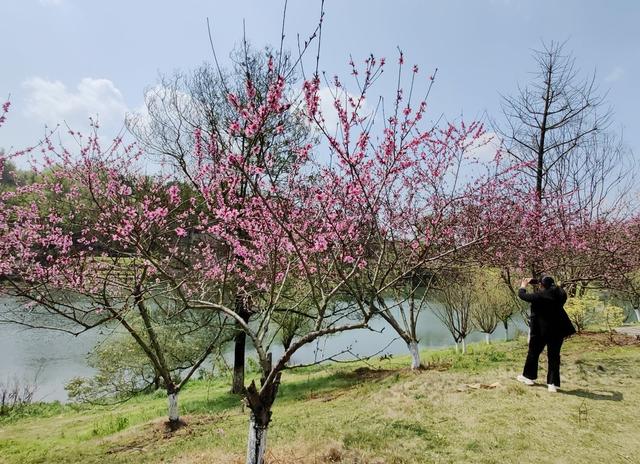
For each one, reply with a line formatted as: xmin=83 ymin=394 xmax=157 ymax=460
xmin=518 ymin=278 xmax=542 ymax=303
xmin=518 ymin=287 xmax=543 ymax=303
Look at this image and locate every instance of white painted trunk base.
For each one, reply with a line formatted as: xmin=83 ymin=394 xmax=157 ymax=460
xmin=408 ymin=341 xmax=421 ymax=369
xmin=168 ymin=393 xmax=179 ymax=422
xmin=635 ymin=309 xmax=640 ymax=323
xmin=461 ymin=338 xmax=467 ymax=354
xmin=246 ymin=417 xmax=268 ymax=464
xmin=485 ymin=333 xmax=491 ymax=344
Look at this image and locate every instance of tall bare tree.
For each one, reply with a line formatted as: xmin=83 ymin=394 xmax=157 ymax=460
xmin=496 ymin=41 xmax=634 ymax=296
xmin=497 ymin=40 xmax=612 ymax=203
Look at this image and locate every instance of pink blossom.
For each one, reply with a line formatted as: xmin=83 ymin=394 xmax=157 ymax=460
xmin=168 ymin=184 xmax=181 ymax=205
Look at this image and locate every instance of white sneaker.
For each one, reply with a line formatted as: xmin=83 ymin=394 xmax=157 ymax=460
xmin=548 ymin=384 xmax=558 ymax=393
xmin=516 ymin=375 xmax=534 ymax=386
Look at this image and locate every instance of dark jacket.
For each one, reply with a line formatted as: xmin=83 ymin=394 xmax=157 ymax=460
xmin=518 ymin=285 xmax=576 ymax=339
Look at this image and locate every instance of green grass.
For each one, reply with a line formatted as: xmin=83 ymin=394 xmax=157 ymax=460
xmin=1 ymin=332 xmax=639 ymax=463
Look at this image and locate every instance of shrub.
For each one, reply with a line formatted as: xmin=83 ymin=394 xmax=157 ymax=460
xmin=602 ymin=305 xmax=625 ymax=333
xmin=565 ymin=296 xmax=599 ymax=332
xmin=0 ymin=377 xmax=37 ymax=416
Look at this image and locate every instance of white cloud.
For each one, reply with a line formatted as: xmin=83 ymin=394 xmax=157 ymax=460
xmin=465 ymin=131 xmax=502 ymax=163
xmin=605 ymin=66 xmax=624 ymax=83
xmin=22 ymin=77 xmax=128 ymax=131
xmin=317 ymin=86 xmax=370 ymax=133
xmin=125 ymin=84 xmax=198 ymax=140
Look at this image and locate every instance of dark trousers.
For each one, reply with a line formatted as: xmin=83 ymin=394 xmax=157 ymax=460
xmin=522 ymin=333 xmax=564 ymax=387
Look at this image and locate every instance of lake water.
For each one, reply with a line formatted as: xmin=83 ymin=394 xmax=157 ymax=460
xmin=0 ymin=296 xmax=526 ymax=402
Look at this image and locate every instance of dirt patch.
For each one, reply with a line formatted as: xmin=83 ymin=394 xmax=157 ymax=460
xmin=262 ymin=442 xmax=385 ymax=464
xmin=457 ymin=382 xmax=502 ymax=392
xmin=105 ymin=413 xmax=226 ymax=455
xmin=306 ymin=390 xmax=346 ymax=402
xmin=173 ymin=442 xmax=386 ymax=464
xmin=422 ymin=360 xmax=453 ymax=371
xmin=354 ymin=367 xmax=395 ymax=380
xmin=575 ymin=331 xmax=640 ymax=347
xmin=343 ymin=367 xmax=397 ymax=382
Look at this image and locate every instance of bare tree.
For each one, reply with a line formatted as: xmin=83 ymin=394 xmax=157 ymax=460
xmin=470 ymin=280 xmax=499 ymax=344
xmin=433 ymin=270 xmax=474 ymax=354
xmin=0 ymin=373 xmax=40 ymax=415
xmin=375 ymin=271 xmax=435 ymax=369
xmin=496 ymin=41 xmax=635 ymax=298
xmin=497 ymin=40 xmax=612 ymax=203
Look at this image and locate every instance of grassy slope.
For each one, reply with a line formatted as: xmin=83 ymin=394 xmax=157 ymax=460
xmin=1 ymin=332 xmax=638 ymax=464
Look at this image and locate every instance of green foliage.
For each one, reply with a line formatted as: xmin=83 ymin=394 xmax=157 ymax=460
xmin=469 ymin=269 xmax=522 ymax=336
xmin=564 ymin=294 xmax=625 ymax=333
xmin=1 ymin=158 xmax=16 ymax=186
xmin=565 ymin=295 xmax=600 ymax=332
xmin=245 ymin=356 xmax=262 ymax=374
xmin=65 ymin=332 xmax=162 ymax=402
xmin=450 ymin=345 xmax=509 ymax=371
xmin=89 ymin=415 xmax=130 ymax=437
xmin=0 ymin=401 xmax=71 ymax=424
xmin=455 ymin=268 xmax=526 ymax=345
xmin=272 ymin=309 xmax=313 ymax=351
xmin=269 ymin=279 xmax=316 ymax=350
xmin=66 ymin=311 xmax=228 ymax=402
xmin=603 ymin=304 xmax=625 ymax=333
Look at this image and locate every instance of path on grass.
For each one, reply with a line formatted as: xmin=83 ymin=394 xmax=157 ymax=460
xmin=615 ymin=326 xmax=640 ymax=337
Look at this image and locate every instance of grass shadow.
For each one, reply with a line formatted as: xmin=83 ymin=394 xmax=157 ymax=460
xmin=559 ymin=388 xmax=623 ymax=401
xmin=181 ymin=391 xmax=241 ymax=415
xmin=277 ymin=366 xmax=398 ymax=402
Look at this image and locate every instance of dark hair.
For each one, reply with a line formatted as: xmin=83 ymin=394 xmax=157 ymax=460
xmin=540 ymin=276 xmax=555 ymax=288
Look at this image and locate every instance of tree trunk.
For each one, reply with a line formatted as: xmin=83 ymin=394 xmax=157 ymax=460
xmin=454 ymin=342 xmax=459 ymax=353
xmin=232 ymin=296 xmax=252 ymax=394
xmin=634 ymin=309 xmax=640 ymax=323
xmin=503 ymin=319 xmax=509 ymax=341
xmin=153 ymin=372 xmax=162 ymax=391
xmin=461 ymin=338 xmax=467 ymax=354
xmin=244 ymin=367 xmax=281 ymax=464
xmin=485 ymin=333 xmax=491 ymax=344
xmin=167 ymin=390 xmax=179 ymax=424
xmin=408 ymin=340 xmax=421 ymax=369
xmin=232 ymin=327 xmax=248 ymax=394
xmin=246 ymin=415 xmax=268 ymax=464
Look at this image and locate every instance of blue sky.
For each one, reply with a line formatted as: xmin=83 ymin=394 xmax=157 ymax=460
xmin=1 ymin=0 xmax=638 ymax=160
